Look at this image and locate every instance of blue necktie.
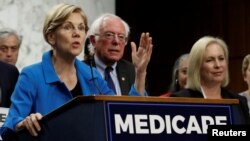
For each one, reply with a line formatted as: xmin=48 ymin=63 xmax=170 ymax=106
xmin=105 ymin=66 xmax=117 ymax=94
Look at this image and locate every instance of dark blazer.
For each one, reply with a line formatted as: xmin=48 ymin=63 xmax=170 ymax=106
xmin=173 ymin=88 xmax=250 ymax=124
xmin=0 ymin=61 xmax=19 ymax=107
xmin=84 ymin=58 xmax=135 ymax=95
xmin=115 ymin=59 xmax=135 ymax=95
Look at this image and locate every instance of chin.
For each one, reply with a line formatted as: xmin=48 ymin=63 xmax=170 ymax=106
xmin=108 ymin=56 xmax=120 ymax=61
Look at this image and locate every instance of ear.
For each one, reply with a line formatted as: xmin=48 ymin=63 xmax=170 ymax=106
xmin=47 ymin=33 xmax=56 ymax=45
xmin=89 ymin=35 xmax=96 ymax=46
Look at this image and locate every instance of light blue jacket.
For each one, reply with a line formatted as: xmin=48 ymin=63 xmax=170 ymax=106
xmin=1 ymin=50 xmax=142 ymax=131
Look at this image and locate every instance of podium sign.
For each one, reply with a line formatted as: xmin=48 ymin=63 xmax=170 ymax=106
xmin=17 ymin=96 xmax=239 ymax=141
xmin=105 ymin=101 xmax=233 ymax=141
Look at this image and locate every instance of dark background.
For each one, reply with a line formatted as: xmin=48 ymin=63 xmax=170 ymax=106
xmin=115 ymin=0 xmax=250 ymax=96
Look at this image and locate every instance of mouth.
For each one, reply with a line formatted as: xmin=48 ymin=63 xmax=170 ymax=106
xmin=5 ymin=59 xmax=13 ymax=63
xmin=213 ymin=72 xmax=223 ymax=76
xmin=72 ymin=41 xmax=81 ymax=48
xmin=108 ymin=48 xmax=119 ymax=52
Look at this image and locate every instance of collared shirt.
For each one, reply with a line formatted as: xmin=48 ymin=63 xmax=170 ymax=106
xmin=94 ymin=55 xmax=122 ymax=95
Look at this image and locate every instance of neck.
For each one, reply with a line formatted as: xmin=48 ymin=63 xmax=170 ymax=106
xmin=201 ymin=85 xmax=222 ymax=99
xmin=52 ymin=54 xmax=76 ymax=76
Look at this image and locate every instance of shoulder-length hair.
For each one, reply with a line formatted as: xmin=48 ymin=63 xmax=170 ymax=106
xmin=186 ymin=36 xmax=229 ymax=91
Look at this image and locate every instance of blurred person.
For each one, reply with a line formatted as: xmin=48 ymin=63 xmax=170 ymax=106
xmin=161 ymin=53 xmax=189 ymax=97
xmin=0 ymin=28 xmax=22 ymax=65
xmin=84 ymin=13 xmax=153 ymax=95
xmin=0 ymin=3 xmax=152 ymax=140
xmin=0 ymin=61 xmax=19 ymax=107
xmin=172 ymin=36 xmax=250 ymax=124
xmin=239 ymin=54 xmax=250 ymax=114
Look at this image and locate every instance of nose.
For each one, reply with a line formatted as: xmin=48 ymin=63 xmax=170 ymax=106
xmin=72 ymin=29 xmax=80 ymax=37
xmin=215 ymin=59 xmax=221 ymax=67
xmin=6 ymin=48 xmax=13 ymax=56
xmin=112 ymin=34 xmax=119 ymax=41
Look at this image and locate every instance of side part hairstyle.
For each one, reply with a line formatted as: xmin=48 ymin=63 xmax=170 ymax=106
xmin=186 ymin=36 xmax=229 ymax=91
xmin=43 ymin=3 xmax=89 ymax=46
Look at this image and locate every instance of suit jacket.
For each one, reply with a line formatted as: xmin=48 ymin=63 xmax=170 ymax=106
xmin=172 ymin=88 xmax=250 ymax=124
xmin=84 ymin=58 xmax=135 ymax=95
xmin=0 ymin=61 xmax=19 ymax=107
xmin=115 ymin=59 xmax=135 ymax=95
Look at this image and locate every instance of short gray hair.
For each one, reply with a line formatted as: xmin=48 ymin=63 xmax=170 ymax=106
xmin=85 ymin=13 xmax=130 ymax=56
xmin=0 ymin=28 xmax=22 ymax=47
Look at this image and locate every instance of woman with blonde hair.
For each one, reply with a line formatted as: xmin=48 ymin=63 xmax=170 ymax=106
xmin=172 ymin=36 xmax=250 ymax=124
xmin=0 ymin=3 xmax=153 ymax=140
xmin=239 ymin=54 xmax=250 ymax=114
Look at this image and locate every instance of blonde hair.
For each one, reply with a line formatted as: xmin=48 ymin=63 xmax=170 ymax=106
xmin=186 ymin=36 xmax=229 ymax=91
xmin=242 ymin=54 xmax=250 ymax=76
xmin=43 ymin=3 xmax=88 ymax=44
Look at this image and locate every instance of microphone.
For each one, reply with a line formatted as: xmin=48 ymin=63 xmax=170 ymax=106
xmin=84 ymin=37 xmax=102 ymax=94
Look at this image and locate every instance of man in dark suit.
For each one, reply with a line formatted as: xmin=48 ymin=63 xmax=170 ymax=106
xmin=84 ymin=14 xmax=152 ymax=95
xmin=0 ymin=61 xmax=19 ymax=107
xmin=85 ymin=51 xmax=135 ymax=95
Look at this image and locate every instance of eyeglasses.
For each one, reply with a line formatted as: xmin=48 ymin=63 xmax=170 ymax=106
xmin=95 ymin=32 xmax=128 ymax=43
xmin=60 ymin=22 xmax=86 ymax=33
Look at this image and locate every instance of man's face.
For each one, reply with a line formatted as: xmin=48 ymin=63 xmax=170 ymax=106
xmin=93 ymin=17 xmax=127 ymax=65
xmin=0 ymin=35 xmax=20 ymax=65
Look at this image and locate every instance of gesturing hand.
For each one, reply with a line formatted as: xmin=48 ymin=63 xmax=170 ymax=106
xmin=131 ymin=32 xmax=153 ymax=74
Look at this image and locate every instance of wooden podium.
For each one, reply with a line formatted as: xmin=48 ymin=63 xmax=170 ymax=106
xmin=16 ymin=96 xmax=240 ymax=141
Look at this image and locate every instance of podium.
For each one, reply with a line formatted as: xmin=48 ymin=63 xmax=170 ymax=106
xmin=17 ymin=96 xmax=240 ymax=141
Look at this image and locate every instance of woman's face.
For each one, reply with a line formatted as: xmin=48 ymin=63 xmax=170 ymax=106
xmin=51 ymin=12 xmax=86 ymax=58
xmin=200 ymin=43 xmax=227 ymax=86
xmin=177 ymin=57 xmax=188 ymax=89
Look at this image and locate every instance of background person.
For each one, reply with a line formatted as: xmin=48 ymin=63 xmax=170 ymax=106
xmin=0 ymin=61 xmax=19 ymax=107
xmin=0 ymin=28 xmax=22 ymax=65
xmin=172 ymin=36 xmax=250 ymax=124
xmin=84 ymin=13 xmax=152 ymax=95
xmin=161 ymin=53 xmax=189 ymax=97
xmin=239 ymin=54 xmax=250 ymax=114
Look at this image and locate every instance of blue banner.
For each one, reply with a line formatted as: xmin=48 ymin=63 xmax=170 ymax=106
xmin=105 ymin=102 xmax=233 ymax=141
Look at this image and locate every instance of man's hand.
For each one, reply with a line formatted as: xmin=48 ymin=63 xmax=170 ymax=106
xmin=131 ymin=32 xmax=153 ymax=95
xmin=131 ymin=32 xmax=153 ymax=74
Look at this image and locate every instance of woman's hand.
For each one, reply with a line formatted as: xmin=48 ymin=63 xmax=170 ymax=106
xmin=15 ymin=113 xmax=43 ymax=136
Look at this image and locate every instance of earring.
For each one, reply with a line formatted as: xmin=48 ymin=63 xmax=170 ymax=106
xmin=175 ymin=79 xmax=178 ymax=85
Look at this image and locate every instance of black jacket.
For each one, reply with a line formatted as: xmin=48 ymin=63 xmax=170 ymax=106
xmin=173 ymin=88 xmax=250 ymax=124
xmin=83 ymin=58 xmax=135 ymax=95
xmin=0 ymin=61 xmax=19 ymax=107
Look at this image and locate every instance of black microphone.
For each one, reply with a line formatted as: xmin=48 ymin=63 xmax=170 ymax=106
xmin=84 ymin=37 xmax=102 ymax=94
